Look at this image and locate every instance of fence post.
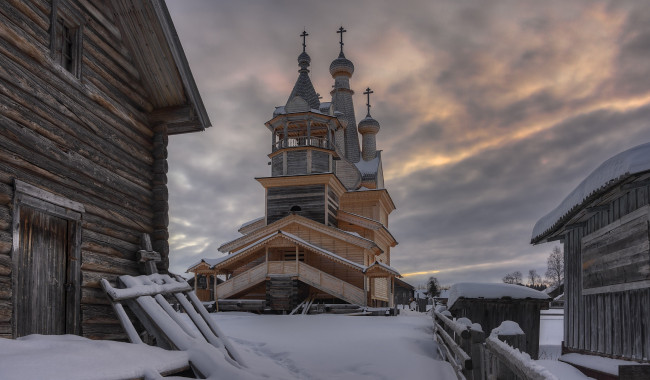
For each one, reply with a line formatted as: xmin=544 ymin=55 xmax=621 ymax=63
xmin=493 ymin=321 xmax=526 ymax=380
xmin=470 ymin=328 xmax=485 ymax=380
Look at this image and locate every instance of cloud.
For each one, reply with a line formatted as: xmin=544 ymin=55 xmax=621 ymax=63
xmin=165 ymin=0 xmax=650 ymax=286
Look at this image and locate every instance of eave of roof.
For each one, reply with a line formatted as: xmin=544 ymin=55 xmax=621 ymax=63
xmin=208 ymin=231 xmax=366 ymax=272
xmin=218 ymin=213 xmax=381 ymax=254
xmin=531 ymin=142 xmax=650 ymax=244
xmin=112 ymin=0 xmax=210 ymax=134
xmin=337 ymin=210 xmax=398 ymax=247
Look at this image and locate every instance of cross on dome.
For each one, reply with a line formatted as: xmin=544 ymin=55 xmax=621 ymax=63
xmin=300 ymin=30 xmax=308 ymax=53
xmin=337 ymin=26 xmax=346 ymax=53
xmin=363 ymin=87 xmax=374 ymax=117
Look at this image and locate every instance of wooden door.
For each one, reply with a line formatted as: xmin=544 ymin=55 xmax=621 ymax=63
xmin=15 ymin=206 xmax=69 ymax=337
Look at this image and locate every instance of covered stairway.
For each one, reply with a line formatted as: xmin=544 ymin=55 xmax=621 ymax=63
xmin=215 ymin=261 xmax=366 ymax=307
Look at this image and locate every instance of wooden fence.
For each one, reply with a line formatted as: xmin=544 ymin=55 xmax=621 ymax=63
xmin=433 ymin=309 xmax=556 ymax=380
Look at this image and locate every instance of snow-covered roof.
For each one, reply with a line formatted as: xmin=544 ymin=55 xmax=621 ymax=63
xmin=532 ymin=142 xmax=650 ymax=242
xmin=187 ymin=257 xmax=229 ymax=272
xmin=355 ymin=155 xmax=380 ymax=176
xmin=239 ymin=216 xmax=263 ymax=230
xmin=197 ymin=231 xmax=367 ymax=272
xmin=366 ymin=260 xmax=401 ymax=276
xmin=448 ymin=282 xmax=549 ymax=309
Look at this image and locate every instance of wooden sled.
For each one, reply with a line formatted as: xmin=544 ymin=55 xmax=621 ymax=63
xmin=101 ymin=270 xmax=246 ymax=378
xmin=101 ymin=235 xmax=247 ymax=378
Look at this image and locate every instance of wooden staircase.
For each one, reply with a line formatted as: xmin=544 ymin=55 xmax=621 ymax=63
xmin=266 ymin=276 xmax=298 ymax=312
xmin=215 ymin=261 xmax=366 ymax=307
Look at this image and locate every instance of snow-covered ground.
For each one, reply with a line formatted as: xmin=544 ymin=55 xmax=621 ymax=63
xmin=539 ymin=308 xmax=563 ymax=360
xmin=212 ymin=310 xmax=457 ymax=380
xmin=0 ymin=311 xmax=456 ymax=380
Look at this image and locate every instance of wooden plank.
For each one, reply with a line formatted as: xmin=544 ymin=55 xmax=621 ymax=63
xmin=0 ymin=24 xmax=154 ymax=157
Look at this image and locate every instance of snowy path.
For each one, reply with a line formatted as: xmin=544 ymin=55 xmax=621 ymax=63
xmin=210 ymin=310 xmax=457 ymax=380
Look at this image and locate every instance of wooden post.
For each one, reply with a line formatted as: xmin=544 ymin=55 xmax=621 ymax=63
xmin=283 ymin=121 xmax=288 ymax=148
xmin=496 ymin=326 xmax=526 ymax=380
xmin=194 ymin=272 xmax=197 ymax=293
xmin=470 ymin=329 xmax=486 ymax=380
xmin=214 ymin=272 xmax=219 ymax=311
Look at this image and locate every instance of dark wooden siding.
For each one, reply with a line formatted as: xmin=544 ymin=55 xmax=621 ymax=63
xmin=0 ymin=0 xmax=161 ymax=340
xmin=15 ymin=206 xmax=68 ymax=337
xmin=563 ymin=182 xmax=650 ymax=361
xmin=267 ymin=185 xmax=325 ymax=225
xmin=327 ymin=187 xmax=339 ymax=228
xmin=451 ymin=299 xmax=547 ymax=359
xmin=286 ymin=150 xmax=307 ymax=176
xmin=271 ymin=155 xmax=283 ymax=176
xmin=312 ymin=150 xmax=329 ymax=173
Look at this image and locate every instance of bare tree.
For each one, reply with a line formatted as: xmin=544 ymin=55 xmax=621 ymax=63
xmin=545 ymin=246 xmax=564 ymax=287
xmin=528 ymin=269 xmax=541 ymax=287
xmin=503 ymin=271 xmax=523 ymax=285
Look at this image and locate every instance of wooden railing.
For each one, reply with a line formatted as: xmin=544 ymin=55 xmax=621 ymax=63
xmin=273 ymin=136 xmax=331 ymax=151
xmin=216 ymin=262 xmax=267 ymax=299
xmin=433 ymin=309 xmax=484 ymax=380
xmin=433 ymin=309 xmax=556 ymax=380
xmin=297 ymin=262 xmax=365 ymax=306
xmin=215 ymin=261 xmax=365 ymax=306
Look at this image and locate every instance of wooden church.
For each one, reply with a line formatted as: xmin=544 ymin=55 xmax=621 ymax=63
xmin=0 ymin=0 xmax=209 ymax=339
xmin=188 ymin=29 xmax=401 ymax=312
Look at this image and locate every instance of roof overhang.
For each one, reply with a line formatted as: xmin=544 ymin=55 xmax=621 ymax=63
xmin=111 ymin=0 xmax=211 ymax=134
xmin=337 ymin=210 xmax=398 ymax=247
xmin=218 ymin=213 xmax=381 ymax=255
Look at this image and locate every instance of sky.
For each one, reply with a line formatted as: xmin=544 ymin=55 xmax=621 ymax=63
xmin=163 ymin=0 xmax=650 ymax=287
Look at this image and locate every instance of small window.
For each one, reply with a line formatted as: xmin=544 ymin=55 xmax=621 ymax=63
xmin=50 ymin=3 xmax=82 ymax=78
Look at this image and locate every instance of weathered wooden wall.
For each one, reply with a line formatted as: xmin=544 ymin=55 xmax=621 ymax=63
xmin=326 ymin=186 xmax=339 ymax=228
xmin=0 ymin=0 xmax=165 ymax=340
xmin=563 ymin=182 xmax=650 ymax=361
xmin=451 ymin=299 xmax=547 ymax=359
xmin=267 ymin=185 xmax=325 ymax=224
xmin=311 ymin=150 xmax=329 ymax=173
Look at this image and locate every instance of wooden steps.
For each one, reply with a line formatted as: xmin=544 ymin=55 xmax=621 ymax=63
xmin=266 ymin=276 xmax=298 ymax=312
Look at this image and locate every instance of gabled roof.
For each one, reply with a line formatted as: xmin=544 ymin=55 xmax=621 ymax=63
xmin=337 ymin=210 xmax=398 ymax=247
xmin=196 ymin=231 xmax=366 ymax=273
xmin=531 ymin=142 xmax=650 ymax=243
xmin=111 ymin=0 xmax=210 ymax=134
xmin=238 ymin=217 xmax=264 ymax=235
xmin=218 ymin=213 xmax=381 ymax=254
xmin=366 ymin=260 xmax=401 ymax=277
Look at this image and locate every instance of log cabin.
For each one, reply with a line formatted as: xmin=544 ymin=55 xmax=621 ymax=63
xmin=0 ymin=0 xmax=209 ymax=339
xmin=187 ymin=30 xmax=401 ymax=312
xmin=531 ymin=143 xmax=650 ymax=364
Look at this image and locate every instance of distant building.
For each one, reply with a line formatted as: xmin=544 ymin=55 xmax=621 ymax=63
xmin=532 ymin=143 xmax=650 ymax=363
xmin=187 ymin=30 xmax=400 ymax=312
xmin=393 ymin=278 xmax=415 ymax=306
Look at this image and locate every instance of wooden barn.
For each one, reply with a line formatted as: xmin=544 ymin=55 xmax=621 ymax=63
xmin=0 ymin=0 xmax=209 ymax=339
xmin=393 ymin=277 xmax=415 ymax=306
xmin=531 ymin=142 xmax=650 ymax=364
xmin=187 ymin=31 xmax=401 ymax=312
xmin=447 ymin=282 xmax=549 ymax=359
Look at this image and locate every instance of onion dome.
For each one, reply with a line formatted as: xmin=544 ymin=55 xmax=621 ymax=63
xmin=298 ymin=51 xmax=311 ymax=69
xmin=329 ymin=52 xmax=355 ymax=77
xmin=358 ymin=115 xmax=380 ymax=135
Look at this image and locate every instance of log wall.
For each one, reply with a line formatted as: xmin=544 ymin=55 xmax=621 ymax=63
xmin=563 ymin=182 xmax=650 ymax=361
xmin=267 ymin=185 xmax=325 ymax=224
xmin=0 ymin=0 xmax=165 ymax=340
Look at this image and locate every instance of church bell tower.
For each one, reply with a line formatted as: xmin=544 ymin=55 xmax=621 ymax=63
xmin=259 ymin=31 xmax=347 ymax=227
